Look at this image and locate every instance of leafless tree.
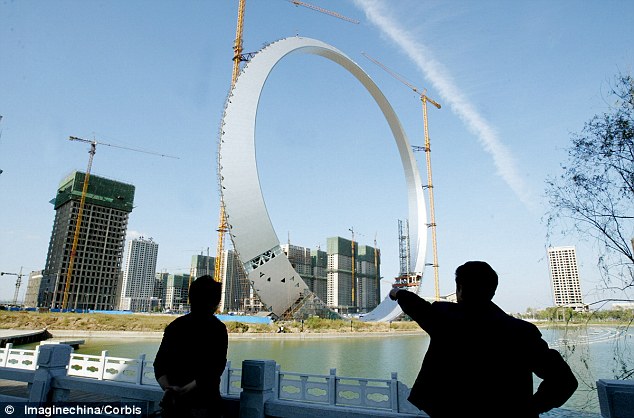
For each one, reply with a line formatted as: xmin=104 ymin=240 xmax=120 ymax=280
xmin=546 ymin=73 xmax=634 ymax=298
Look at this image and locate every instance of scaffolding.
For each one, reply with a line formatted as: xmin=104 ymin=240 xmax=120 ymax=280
xmin=55 ymin=171 xmax=135 ymax=213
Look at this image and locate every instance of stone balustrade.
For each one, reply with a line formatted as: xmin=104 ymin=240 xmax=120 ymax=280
xmin=0 ymin=344 xmax=628 ymax=417
xmin=0 ymin=344 xmax=423 ymax=417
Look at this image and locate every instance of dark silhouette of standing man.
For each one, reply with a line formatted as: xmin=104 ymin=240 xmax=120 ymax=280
xmin=389 ymin=261 xmax=578 ymax=418
xmin=154 ymin=275 xmax=228 ymax=418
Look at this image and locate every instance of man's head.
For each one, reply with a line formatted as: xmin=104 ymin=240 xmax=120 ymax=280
xmin=455 ymin=261 xmax=498 ymax=304
xmin=189 ymin=275 xmax=222 ymax=313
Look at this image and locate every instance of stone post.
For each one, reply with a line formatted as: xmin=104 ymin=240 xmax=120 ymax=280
xmin=220 ymin=360 xmax=232 ymax=395
xmin=28 ymin=344 xmax=72 ymax=404
xmin=390 ymin=372 xmax=399 ymax=412
xmin=597 ymin=379 xmax=634 ymax=418
xmin=239 ymin=360 xmax=276 ymax=418
xmin=328 ymin=368 xmax=337 ymax=406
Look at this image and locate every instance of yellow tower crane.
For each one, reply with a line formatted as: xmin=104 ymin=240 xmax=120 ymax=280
xmin=362 ymin=53 xmax=442 ymax=301
xmin=214 ymin=0 xmax=247 ymax=289
xmin=63 ymin=136 xmax=178 ymax=310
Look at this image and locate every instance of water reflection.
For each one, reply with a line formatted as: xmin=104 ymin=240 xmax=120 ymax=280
xmin=226 ymin=335 xmax=428 ymax=384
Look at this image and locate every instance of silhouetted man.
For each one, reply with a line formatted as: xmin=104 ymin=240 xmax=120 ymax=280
xmin=389 ymin=261 xmax=577 ymax=418
xmin=155 ymin=275 xmax=228 ymax=418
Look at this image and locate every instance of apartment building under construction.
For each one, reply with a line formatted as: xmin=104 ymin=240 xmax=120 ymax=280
xmin=39 ymin=171 xmax=135 ymax=310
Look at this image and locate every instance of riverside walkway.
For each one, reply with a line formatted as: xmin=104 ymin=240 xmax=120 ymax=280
xmin=0 ymin=343 xmax=626 ymax=417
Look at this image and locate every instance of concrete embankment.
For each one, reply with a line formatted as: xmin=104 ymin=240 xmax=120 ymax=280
xmin=47 ymin=329 xmax=164 ymax=339
xmin=0 ymin=329 xmax=51 ymax=347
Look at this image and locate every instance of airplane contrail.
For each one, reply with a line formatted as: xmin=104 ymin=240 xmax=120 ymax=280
xmin=354 ymin=0 xmax=536 ymax=210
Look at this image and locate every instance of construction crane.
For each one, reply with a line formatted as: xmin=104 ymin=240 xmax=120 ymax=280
xmin=214 ymin=0 xmax=247 ymax=291
xmin=362 ymin=53 xmax=442 ymax=301
xmin=63 ymin=136 xmax=178 ymax=310
xmin=289 ymin=0 xmax=360 ymax=24
xmin=1 ymin=267 xmax=25 ymax=306
xmin=215 ymin=0 xmax=358 ymax=305
xmin=231 ymin=0 xmax=247 ymax=85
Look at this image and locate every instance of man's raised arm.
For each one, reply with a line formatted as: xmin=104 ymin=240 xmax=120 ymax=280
xmin=390 ymin=288 xmax=433 ymax=329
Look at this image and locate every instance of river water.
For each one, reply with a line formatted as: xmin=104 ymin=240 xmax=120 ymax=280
xmin=28 ymin=325 xmax=634 ymax=414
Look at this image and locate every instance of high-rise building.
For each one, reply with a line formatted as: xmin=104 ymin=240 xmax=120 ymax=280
xmin=309 ymin=248 xmax=328 ymax=303
xmin=326 ymin=236 xmax=380 ymax=314
xmin=119 ymin=237 xmax=159 ymax=312
xmin=221 ymin=249 xmax=251 ymax=313
xmin=280 ymin=244 xmax=328 ymax=303
xmin=190 ymin=254 xmax=215 ymax=280
xmin=154 ymin=272 xmax=168 ymax=310
xmin=282 ymin=244 xmax=312 ymax=276
xmin=163 ymin=273 xmax=190 ymax=312
xmin=356 ymin=244 xmax=381 ymax=312
xmin=548 ymin=246 xmax=585 ymax=310
xmin=39 ymin=171 xmax=134 ymax=310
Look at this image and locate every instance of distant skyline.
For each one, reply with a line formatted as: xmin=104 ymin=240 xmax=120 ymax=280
xmin=1 ymin=1 xmax=633 ymax=313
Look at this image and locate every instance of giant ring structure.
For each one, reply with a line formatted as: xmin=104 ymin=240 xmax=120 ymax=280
xmin=219 ymin=37 xmax=427 ymax=320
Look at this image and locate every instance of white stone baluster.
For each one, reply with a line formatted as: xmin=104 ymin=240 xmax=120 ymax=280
xmin=1 ymin=343 xmax=12 ymax=367
xmin=98 ymin=350 xmax=108 ymax=380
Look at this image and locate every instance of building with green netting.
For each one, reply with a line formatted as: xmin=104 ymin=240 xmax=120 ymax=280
xmin=39 ymin=171 xmax=135 ymax=310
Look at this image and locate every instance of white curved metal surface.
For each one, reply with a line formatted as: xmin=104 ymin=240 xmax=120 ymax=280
xmin=219 ymin=37 xmax=427 ymax=319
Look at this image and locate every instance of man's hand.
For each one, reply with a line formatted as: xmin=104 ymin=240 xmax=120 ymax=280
xmin=389 ymin=288 xmax=401 ymax=300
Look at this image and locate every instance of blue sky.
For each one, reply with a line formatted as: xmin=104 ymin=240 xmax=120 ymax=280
xmin=1 ymin=0 xmax=632 ymax=313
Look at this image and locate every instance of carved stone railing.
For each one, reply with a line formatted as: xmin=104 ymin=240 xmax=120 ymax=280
xmin=223 ymin=361 xmax=243 ymax=396
xmin=1 ymin=344 xmax=158 ymax=386
xmin=275 ymin=367 xmax=409 ymax=412
xmin=0 ymin=344 xmax=614 ymax=418
xmin=0 ymin=343 xmax=39 ymax=370
xmin=0 ymin=344 xmax=424 ymax=417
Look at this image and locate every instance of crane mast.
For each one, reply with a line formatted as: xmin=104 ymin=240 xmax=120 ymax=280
xmin=363 ymin=53 xmax=442 ymax=300
xmin=231 ymin=0 xmax=247 ymax=85
xmin=215 ymin=0 xmax=246 ymax=289
xmin=421 ymin=94 xmax=441 ymax=301
xmin=62 ymin=137 xmax=96 ymax=310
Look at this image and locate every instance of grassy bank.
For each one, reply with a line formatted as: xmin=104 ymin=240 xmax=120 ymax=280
xmin=0 ymin=311 xmax=421 ymax=334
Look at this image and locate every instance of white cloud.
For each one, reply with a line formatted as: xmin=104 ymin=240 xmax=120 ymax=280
xmin=354 ymin=0 xmax=536 ymax=210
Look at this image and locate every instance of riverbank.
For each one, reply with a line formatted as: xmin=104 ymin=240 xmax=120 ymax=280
xmin=1 ymin=310 xmax=630 ymax=337
xmin=0 ymin=311 xmax=421 ymax=335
